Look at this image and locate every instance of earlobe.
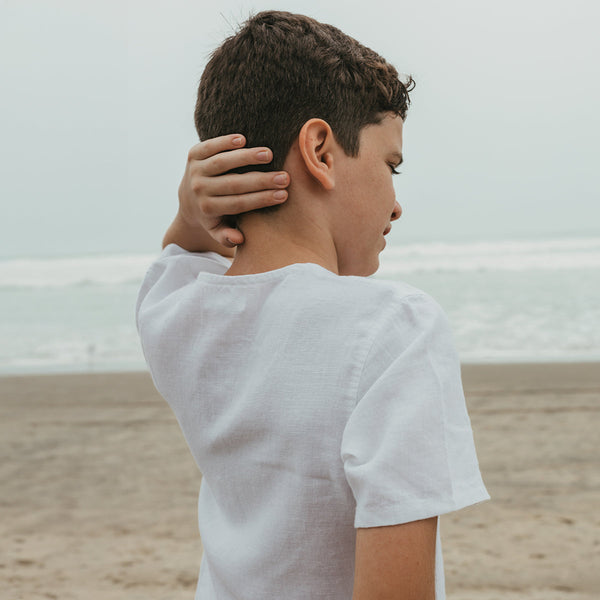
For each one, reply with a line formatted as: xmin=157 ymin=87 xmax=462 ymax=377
xmin=298 ymin=119 xmax=335 ymax=190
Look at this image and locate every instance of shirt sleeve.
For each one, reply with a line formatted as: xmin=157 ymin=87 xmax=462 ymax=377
xmin=135 ymin=244 xmax=230 ymax=331
xmin=340 ymin=291 xmax=490 ymax=528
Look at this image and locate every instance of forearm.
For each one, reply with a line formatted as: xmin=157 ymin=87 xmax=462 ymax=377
xmin=162 ymin=211 xmax=236 ymax=258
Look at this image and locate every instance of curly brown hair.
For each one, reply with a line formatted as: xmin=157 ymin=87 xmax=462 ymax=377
xmin=195 ymin=10 xmax=414 ymax=173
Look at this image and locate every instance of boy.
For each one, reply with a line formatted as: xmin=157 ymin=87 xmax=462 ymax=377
xmin=137 ymin=11 xmax=489 ymax=599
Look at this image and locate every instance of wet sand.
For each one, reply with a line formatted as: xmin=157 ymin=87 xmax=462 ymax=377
xmin=1 ymin=363 xmax=599 ymax=599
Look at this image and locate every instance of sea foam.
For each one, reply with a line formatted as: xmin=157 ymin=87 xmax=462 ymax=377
xmin=2 ymin=238 xmax=599 ymax=289
xmin=0 ymin=254 xmax=158 ymax=288
xmin=1 ymin=237 xmax=599 ymax=373
xmin=378 ymin=237 xmax=600 ymax=276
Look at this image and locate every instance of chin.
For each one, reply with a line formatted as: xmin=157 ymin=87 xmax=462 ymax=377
xmin=366 ymin=263 xmax=379 ymax=277
xmin=339 ymin=254 xmax=379 ymax=277
xmin=357 ymin=259 xmax=380 ymax=278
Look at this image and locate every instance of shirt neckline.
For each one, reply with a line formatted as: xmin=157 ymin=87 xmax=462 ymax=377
xmin=197 ymin=261 xmax=337 ymax=284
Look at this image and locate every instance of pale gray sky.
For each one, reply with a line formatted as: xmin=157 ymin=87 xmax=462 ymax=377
xmin=1 ymin=0 xmax=598 ymax=258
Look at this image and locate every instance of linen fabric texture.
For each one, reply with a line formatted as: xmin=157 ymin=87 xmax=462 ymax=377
xmin=136 ymin=244 xmax=490 ymax=600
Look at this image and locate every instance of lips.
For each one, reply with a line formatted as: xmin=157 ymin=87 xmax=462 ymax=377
xmin=383 ymin=225 xmax=392 ymax=236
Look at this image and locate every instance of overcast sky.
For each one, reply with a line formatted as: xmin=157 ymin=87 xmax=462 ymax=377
xmin=1 ymin=0 xmax=598 ymax=258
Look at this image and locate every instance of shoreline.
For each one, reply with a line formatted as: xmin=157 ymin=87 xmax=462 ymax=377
xmin=0 ymin=356 xmax=600 ymax=379
xmin=2 ymin=363 xmax=599 ymax=599
xmin=2 ymin=359 xmax=599 ymax=386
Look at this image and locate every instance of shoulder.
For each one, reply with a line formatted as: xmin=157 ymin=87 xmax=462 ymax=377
xmin=151 ymin=243 xmax=231 ymax=276
xmin=310 ymin=268 xmax=432 ymax=308
xmin=352 ymin=280 xmax=459 ymax=399
xmin=289 ymin=268 xmax=450 ymax=345
xmin=323 ymin=273 xmax=446 ymax=331
xmin=297 ymin=271 xmax=454 ymax=376
xmin=136 ymin=244 xmax=230 ymax=326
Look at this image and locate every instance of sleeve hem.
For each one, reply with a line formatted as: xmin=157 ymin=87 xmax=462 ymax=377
xmin=354 ymin=483 xmax=490 ymax=528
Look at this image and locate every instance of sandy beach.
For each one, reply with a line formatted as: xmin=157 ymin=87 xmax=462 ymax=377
xmin=1 ymin=363 xmax=599 ymax=599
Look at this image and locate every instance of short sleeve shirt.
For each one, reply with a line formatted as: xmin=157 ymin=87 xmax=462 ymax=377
xmin=136 ymin=245 xmax=490 ymax=600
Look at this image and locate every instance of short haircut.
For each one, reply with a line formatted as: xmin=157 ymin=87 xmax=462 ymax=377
xmin=195 ymin=11 xmax=414 ymax=175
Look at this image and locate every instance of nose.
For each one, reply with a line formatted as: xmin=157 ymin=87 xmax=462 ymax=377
xmin=391 ymin=201 xmax=402 ymax=221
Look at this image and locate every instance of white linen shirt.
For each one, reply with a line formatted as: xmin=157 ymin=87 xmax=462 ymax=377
xmin=136 ymin=244 xmax=489 ymax=599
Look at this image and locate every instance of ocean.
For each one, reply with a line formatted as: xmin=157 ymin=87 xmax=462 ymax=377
xmin=1 ymin=237 xmax=599 ymax=375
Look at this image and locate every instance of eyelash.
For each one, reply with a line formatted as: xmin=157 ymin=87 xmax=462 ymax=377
xmin=388 ymin=164 xmax=401 ymax=175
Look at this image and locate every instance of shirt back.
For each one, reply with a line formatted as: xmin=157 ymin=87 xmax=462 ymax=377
xmin=136 ymin=246 xmax=489 ymax=599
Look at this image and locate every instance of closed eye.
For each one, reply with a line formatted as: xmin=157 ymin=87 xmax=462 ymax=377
xmin=388 ymin=152 xmax=403 ymax=175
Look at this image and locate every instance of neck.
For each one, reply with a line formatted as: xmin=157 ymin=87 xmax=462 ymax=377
xmin=225 ymin=206 xmax=339 ymax=276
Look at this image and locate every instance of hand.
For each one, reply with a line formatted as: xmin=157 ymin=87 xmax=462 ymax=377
xmin=178 ymin=134 xmax=290 ymax=247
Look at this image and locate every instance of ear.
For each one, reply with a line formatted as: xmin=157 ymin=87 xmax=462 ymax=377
xmin=298 ymin=119 xmax=336 ymax=190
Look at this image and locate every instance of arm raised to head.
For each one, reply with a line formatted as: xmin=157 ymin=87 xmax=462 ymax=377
xmin=162 ymin=134 xmax=290 ymax=255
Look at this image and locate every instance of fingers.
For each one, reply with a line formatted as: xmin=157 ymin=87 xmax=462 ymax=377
xmin=187 ymin=134 xmax=279 ymax=177
xmin=181 ymin=135 xmax=290 ymax=249
xmin=213 ymin=225 xmax=245 ymax=248
xmin=200 ymin=170 xmax=289 ymax=199
xmin=202 ymin=147 xmax=275 ymax=177
xmin=187 ymin=134 xmax=247 ymax=161
xmin=201 ymin=188 xmax=289 ymax=218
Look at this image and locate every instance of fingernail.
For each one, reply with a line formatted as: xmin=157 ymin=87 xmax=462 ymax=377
xmin=257 ymin=150 xmax=271 ymax=161
xmin=273 ymin=190 xmax=287 ymax=201
xmin=232 ymin=137 xmax=243 ymax=146
xmin=273 ymin=173 xmax=288 ymax=185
